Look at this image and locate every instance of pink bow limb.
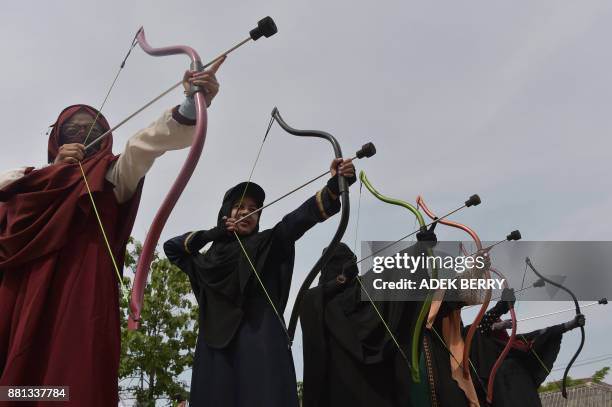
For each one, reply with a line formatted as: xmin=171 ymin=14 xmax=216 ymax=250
xmin=128 ymin=27 xmax=208 ymax=330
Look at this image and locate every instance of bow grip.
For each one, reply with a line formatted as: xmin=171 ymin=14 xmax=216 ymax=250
xmin=189 ymin=60 xmax=205 ymax=94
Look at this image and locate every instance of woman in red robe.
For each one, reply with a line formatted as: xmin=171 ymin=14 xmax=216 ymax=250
xmin=0 ymin=60 xmax=222 ymax=406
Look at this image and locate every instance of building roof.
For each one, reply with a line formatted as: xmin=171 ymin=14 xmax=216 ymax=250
xmin=540 ymin=381 xmax=612 ymax=406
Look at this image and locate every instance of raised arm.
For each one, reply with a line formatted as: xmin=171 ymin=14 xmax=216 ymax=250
xmin=107 ymin=60 xmax=223 ymax=203
xmin=273 ymin=158 xmax=356 ymax=249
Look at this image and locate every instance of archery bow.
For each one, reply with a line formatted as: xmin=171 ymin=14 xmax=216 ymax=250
xmin=272 ymin=107 xmax=351 ymax=343
xmin=126 ymin=27 xmax=209 ymax=329
xmin=416 ymin=195 xmax=522 ymax=403
xmin=525 ymin=257 xmax=585 ymax=399
xmin=416 ymin=195 xmax=494 ymax=377
xmin=127 ymin=18 xmax=278 ymax=329
xmin=358 ymin=170 xmax=431 ymax=382
xmin=231 ymin=106 xmax=376 ymax=344
xmin=485 ymin=266 xmax=517 ymax=404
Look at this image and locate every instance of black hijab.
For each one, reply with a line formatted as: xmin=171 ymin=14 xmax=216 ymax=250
xmin=190 ymin=182 xmax=295 ymax=348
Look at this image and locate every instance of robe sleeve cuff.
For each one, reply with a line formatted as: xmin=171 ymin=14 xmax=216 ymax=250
xmin=172 ymin=105 xmax=196 ymax=126
xmin=183 ymin=231 xmax=199 ymax=254
xmin=315 ymin=187 xmax=341 ymax=220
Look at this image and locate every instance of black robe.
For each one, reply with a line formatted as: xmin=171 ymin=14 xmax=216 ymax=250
xmin=300 ymin=242 xmax=431 ymax=407
xmin=467 ymin=309 xmax=564 ymax=407
xmin=164 ymin=182 xmax=340 ymax=407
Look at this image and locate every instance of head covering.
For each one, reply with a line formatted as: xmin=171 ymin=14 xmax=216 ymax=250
xmin=0 ymin=104 xmax=121 ymax=268
xmin=179 ymin=181 xmax=299 ymax=349
xmin=319 ymin=242 xmax=358 ymax=285
xmin=217 ymin=181 xmax=266 ymax=234
xmin=47 ymin=104 xmax=112 ymax=163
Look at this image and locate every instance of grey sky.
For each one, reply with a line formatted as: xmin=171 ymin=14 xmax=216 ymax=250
xmin=2 ymin=0 xmax=611 ymax=396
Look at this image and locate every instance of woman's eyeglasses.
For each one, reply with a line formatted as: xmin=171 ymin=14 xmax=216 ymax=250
xmin=61 ymin=123 xmax=104 ymax=139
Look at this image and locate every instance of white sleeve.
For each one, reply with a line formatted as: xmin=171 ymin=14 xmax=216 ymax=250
xmin=0 ymin=167 xmax=28 ymax=189
xmin=106 ymin=108 xmax=195 ymax=203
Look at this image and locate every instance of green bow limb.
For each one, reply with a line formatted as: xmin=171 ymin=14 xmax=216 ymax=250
xmin=358 ymin=170 xmax=435 ymax=383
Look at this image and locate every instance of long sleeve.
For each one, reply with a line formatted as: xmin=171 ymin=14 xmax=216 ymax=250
xmin=106 ymin=106 xmax=197 ymax=203
xmin=272 ymin=186 xmax=341 ymax=254
xmin=478 ymin=300 xmax=511 ymax=335
xmin=164 ymin=232 xmax=202 ymax=299
xmin=164 ymin=233 xmax=193 ymax=268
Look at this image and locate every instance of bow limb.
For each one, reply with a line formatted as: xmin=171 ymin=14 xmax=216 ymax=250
xmin=128 ymin=27 xmax=208 ymax=330
xmin=271 ymin=107 xmax=351 ymax=343
xmin=359 ymin=171 xmax=426 ymax=226
xmin=526 ymin=257 xmax=584 ymax=399
xmin=416 ymin=195 xmax=494 ymax=379
xmin=485 ymin=267 xmax=517 ymax=403
xmin=359 ymin=170 xmax=429 ymax=382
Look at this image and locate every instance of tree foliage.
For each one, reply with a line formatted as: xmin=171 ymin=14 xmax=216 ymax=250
xmin=539 ymin=366 xmax=610 ymax=393
xmin=592 ymin=366 xmax=610 ymax=383
xmin=118 ymin=238 xmax=198 ymax=406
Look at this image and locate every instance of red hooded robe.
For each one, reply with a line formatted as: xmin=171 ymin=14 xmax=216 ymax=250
xmin=0 ymin=105 xmax=142 ymax=406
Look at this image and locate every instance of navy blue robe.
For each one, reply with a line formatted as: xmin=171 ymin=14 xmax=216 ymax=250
xmin=165 ymin=187 xmax=340 ymax=407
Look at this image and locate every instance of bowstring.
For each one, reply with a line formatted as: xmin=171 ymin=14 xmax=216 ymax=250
xmin=512 ymin=259 xmax=573 ymax=395
xmin=232 ymin=231 xmax=291 ymax=344
xmin=354 ymin=275 xmax=409 ymax=363
xmin=231 ymin=115 xmax=293 ymax=343
xmin=352 ymin=183 xmax=435 ymax=374
xmin=352 ymin=181 xmax=363 ymax=254
xmin=83 ymin=35 xmax=138 ymax=145
xmin=237 ymin=115 xmax=275 ymax=207
xmin=79 ymin=164 xmax=129 ymax=303
xmin=428 ymin=323 xmax=489 ymax=397
xmin=514 ymin=261 xmax=528 ymax=314
xmin=77 ymin=33 xmax=140 ymax=304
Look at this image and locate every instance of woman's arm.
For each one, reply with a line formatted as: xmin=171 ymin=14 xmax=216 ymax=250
xmin=164 ymin=227 xmax=226 ymax=268
xmin=164 ymin=229 xmax=219 ymax=300
xmin=106 ymin=60 xmax=223 ymax=203
xmin=274 ymin=159 xmax=356 ymax=247
xmin=274 ymin=185 xmax=341 ymax=244
xmin=164 ymin=232 xmax=198 ymax=269
xmin=106 ymin=105 xmax=197 ymax=202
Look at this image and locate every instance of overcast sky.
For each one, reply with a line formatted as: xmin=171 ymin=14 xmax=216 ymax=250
xmin=2 ymin=0 xmax=611 ymax=397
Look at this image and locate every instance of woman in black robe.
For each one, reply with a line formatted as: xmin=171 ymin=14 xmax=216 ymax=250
xmin=467 ymin=296 xmax=585 ymax=407
xmin=164 ymin=158 xmax=355 ymax=407
xmin=300 ymin=229 xmax=437 ymax=407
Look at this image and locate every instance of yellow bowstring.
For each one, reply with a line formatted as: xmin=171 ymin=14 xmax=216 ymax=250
xmin=232 ymin=231 xmax=291 ymax=343
xmin=78 ymin=162 xmax=129 ymax=303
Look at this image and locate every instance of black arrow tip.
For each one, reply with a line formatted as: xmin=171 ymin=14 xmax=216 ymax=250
xmin=507 ymin=230 xmax=521 ymax=241
xmin=356 ymin=142 xmax=376 ymax=159
xmin=465 ymin=194 xmax=481 ymax=207
xmin=250 ymin=16 xmax=278 ymax=40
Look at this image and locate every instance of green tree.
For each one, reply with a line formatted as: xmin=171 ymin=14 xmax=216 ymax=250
xmin=592 ymin=367 xmax=610 ymax=383
xmin=539 ymin=366 xmax=610 ymax=393
xmin=118 ymin=239 xmax=198 ymax=406
xmin=538 ymin=376 xmax=584 ymax=393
